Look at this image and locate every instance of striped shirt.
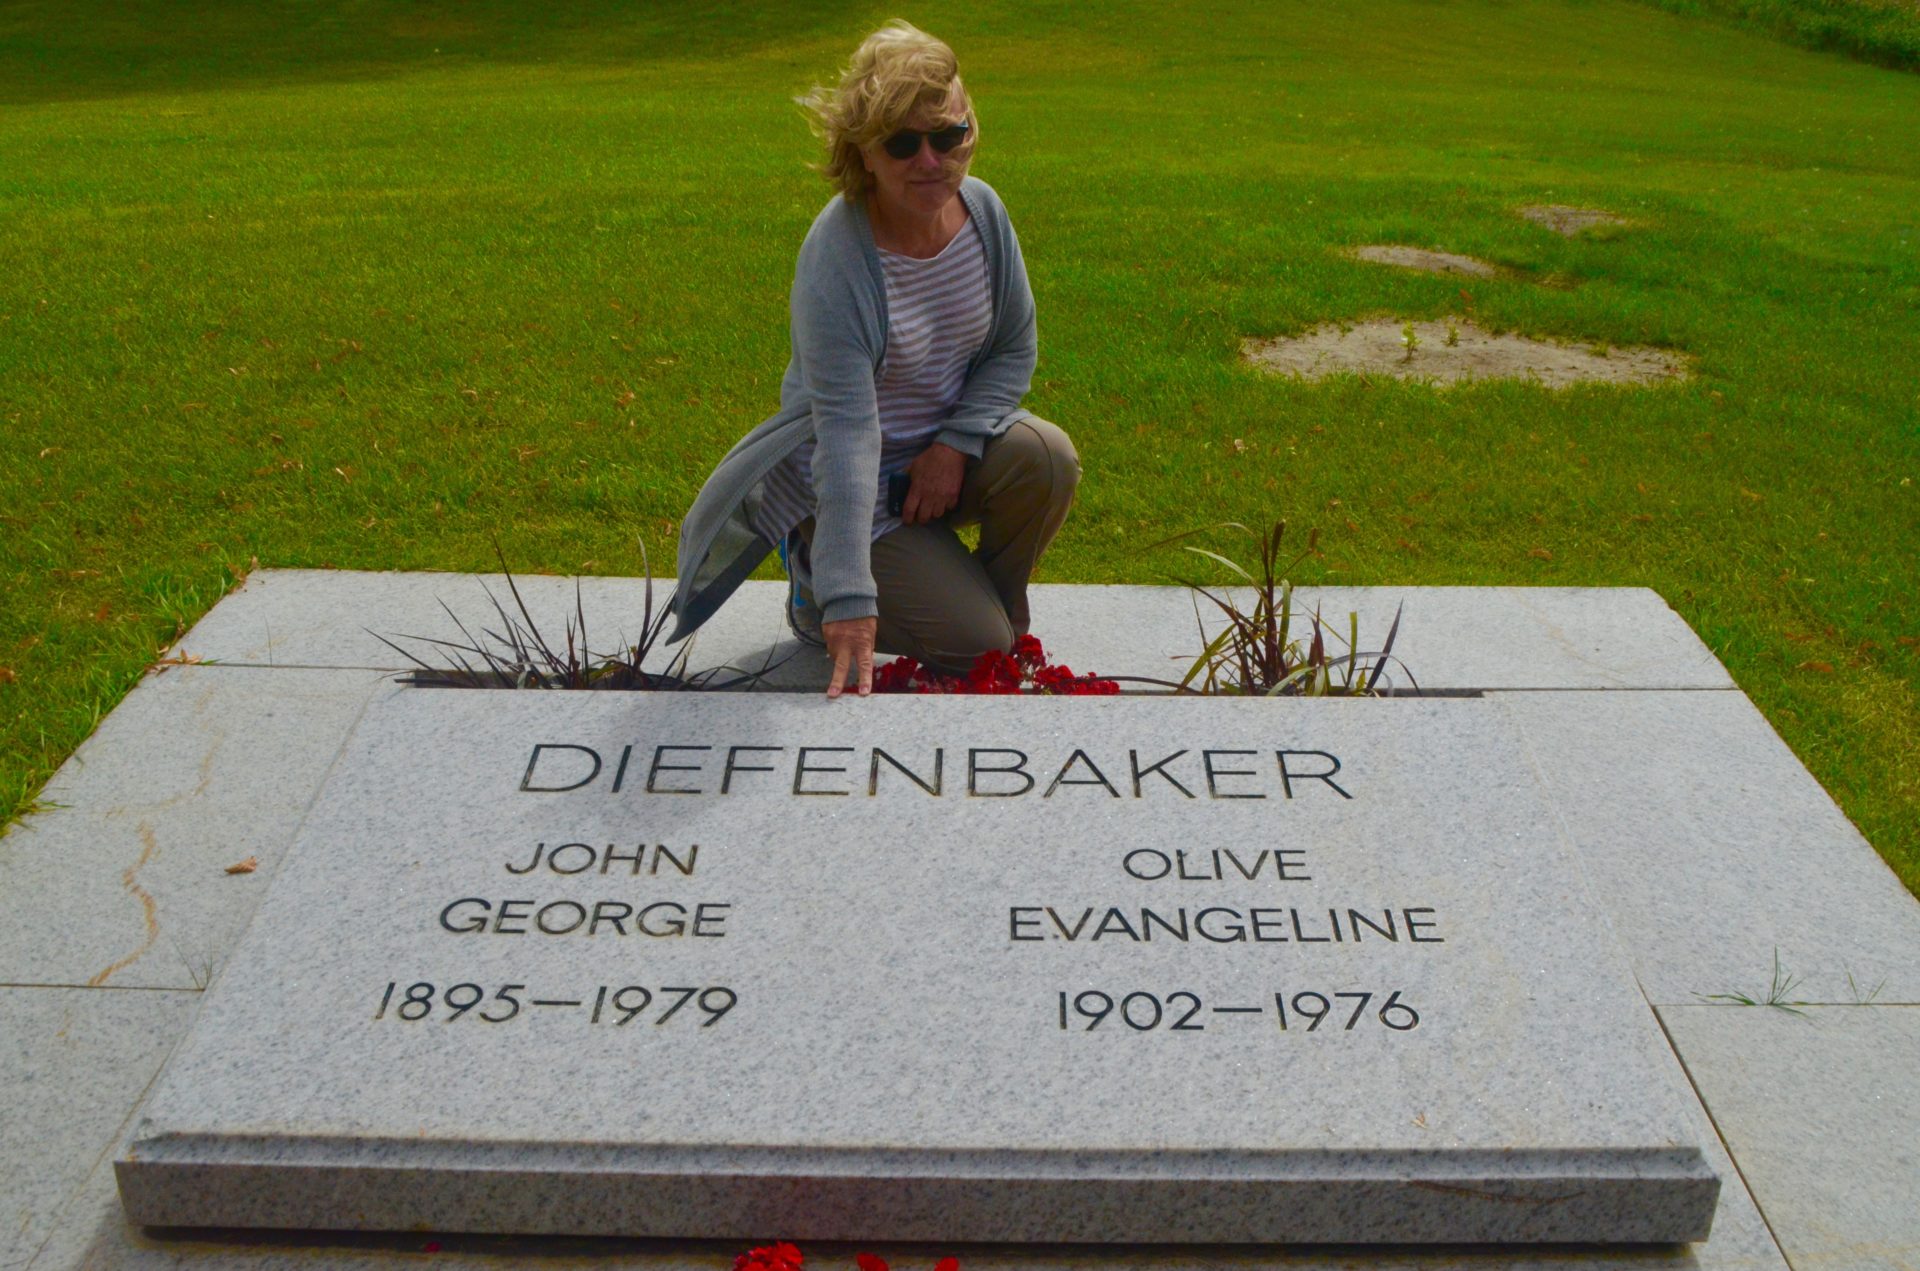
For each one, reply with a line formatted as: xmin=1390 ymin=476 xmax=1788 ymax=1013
xmin=755 ymin=212 xmax=993 ymax=544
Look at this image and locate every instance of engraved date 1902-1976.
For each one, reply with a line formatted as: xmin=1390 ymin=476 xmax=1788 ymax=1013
xmin=1058 ymin=989 xmax=1419 ymax=1033
xmin=374 ymin=981 xmax=736 ymax=1026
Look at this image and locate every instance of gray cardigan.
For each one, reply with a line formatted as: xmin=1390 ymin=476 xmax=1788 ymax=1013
xmin=667 ymin=175 xmax=1037 ymax=642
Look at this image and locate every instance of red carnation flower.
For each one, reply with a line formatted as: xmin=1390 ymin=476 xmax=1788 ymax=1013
xmin=871 ymin=639 xmax=1117 ymax=697
xmin=735 ymin=1243 xmax=804 ymax=1271
xmin=872 ymin=657 xmax=919 ymax=693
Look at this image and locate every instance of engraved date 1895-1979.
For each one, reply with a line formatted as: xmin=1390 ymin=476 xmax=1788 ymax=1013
xmin=1057 ymin=989 xmax=1419 ymax=1033
xmin=374 ymin=981 xmax=736 ymax=1026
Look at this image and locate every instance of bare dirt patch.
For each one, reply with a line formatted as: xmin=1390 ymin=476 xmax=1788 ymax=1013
xmin=1241 ymin=317 xmax=1689 ymax=389
xmin=1518 ymin=205 xmax=1628 ymax=236
xmin=1344 ymin=245 xmax=1503 ymax=278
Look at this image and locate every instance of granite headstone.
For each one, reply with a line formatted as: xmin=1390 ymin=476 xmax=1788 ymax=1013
xmin=117 ymin=691 xmax=1718 ymax=1243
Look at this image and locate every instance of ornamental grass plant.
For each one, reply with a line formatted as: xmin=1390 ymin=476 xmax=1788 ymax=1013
xmin=375 ymin=543 xmax=778 ymax=691
xmin=1143 ymin=521 xmax=1410 ymax=697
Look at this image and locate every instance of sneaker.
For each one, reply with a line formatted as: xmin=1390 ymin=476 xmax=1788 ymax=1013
xmin=778 ymin=531 xmax=823 ymax=647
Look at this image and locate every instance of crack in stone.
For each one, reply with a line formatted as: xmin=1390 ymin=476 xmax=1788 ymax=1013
xmin=87 ymin=822 xmax=161 ymax=986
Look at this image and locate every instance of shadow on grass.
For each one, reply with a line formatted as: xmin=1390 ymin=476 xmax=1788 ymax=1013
xmin=0 ymin=0 xmax=849 ymax=106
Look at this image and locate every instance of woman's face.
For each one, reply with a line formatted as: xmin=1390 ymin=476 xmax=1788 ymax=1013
xmin=862 ymin=85 xmax=971 ymax=220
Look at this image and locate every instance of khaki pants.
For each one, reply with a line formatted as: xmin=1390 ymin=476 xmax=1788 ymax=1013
xmin=804 ymin=417 xmax=1080 ymax=673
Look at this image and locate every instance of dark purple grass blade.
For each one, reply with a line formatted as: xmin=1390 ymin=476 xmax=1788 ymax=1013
xmin=1366 ymin=601 xmax=1404 ymax=693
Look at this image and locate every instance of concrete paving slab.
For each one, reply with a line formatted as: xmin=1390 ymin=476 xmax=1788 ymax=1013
xmin=0 ymin=666 xmax=384 ymax=989
xmin=175 ymin=571 xmax=1732 ymax=691
xmin=175 ymin=571 xmax=677 ymax=672
xmin=1496 ymin=692 xmax=1920 ymax=1006
xmin=0 ymin=987 xmax=200 ymax=1271
xmin=1660 ymin=1004 xmax=1920 ymax=1271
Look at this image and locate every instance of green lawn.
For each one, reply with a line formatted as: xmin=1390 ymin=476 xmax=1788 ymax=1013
xmin=2 ymin=2 xmax=1916 ymax=889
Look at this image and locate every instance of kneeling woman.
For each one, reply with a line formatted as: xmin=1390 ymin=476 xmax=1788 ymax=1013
xmin=668 ymin=21 xmax=1079 ymax=697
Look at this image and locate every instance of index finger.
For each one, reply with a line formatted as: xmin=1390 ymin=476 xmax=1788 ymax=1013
xmin=827 ymin=645 xmax=850 ymax=699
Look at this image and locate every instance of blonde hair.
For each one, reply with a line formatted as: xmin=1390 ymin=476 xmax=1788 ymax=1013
xmin=796 ymin=20 xmax=978 ymax=203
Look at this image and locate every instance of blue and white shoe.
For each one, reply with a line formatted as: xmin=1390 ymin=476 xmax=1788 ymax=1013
xmin=778 ymin=531 xmax=823 ymax=647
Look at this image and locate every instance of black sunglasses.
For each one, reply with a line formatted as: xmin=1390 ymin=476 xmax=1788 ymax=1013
xmin=881 ymin=121 xmax=970 ymax=160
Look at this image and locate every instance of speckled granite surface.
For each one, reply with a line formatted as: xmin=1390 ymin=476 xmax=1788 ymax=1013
xmin=118 ymin=693 xmax=1716 ymax=1243
xmin=42 ymin=1101 xmax=1795 ymax=1271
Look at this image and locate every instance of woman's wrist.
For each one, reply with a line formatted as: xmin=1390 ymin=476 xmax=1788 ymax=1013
xmin=820 ymin=595 xmax=880 ymax=625
xmin=931 ymin=428 xmax=987 ymax=459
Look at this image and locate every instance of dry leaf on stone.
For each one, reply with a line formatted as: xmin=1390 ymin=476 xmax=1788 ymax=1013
xmin=150 ymin=650 xmax=207 ymax=675
xmin=225 ymin=857 xmax=258 ymax=875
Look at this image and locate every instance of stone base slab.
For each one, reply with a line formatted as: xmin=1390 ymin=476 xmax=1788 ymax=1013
xmin=118 ymin=1147 xmax=1718 ymax=1244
